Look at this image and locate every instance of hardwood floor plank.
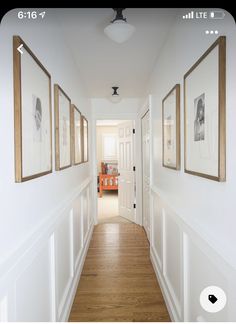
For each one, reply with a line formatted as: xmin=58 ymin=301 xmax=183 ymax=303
xmin=69 ymin=223 xmax=170 ymax=322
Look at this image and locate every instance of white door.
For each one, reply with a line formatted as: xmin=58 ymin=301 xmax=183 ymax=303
xmin=118 ymin=121 xmax=135 ymax=222
xmin=142 ymin=111 xmax=150 ymax=240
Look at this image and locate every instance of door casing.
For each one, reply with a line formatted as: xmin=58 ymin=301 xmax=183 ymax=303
xmin=141 ymin=109 xmax=150 ymax=240
xmin=91 ymin=117 xmax=140 ymax=225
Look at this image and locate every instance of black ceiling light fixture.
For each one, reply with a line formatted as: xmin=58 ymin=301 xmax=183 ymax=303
xmin=111 ymin=8 xmax=126 ymax=22
xmin=110 ymin=86 xmax=121 ymax=103
xmin=104 ymin=8 xmax=136 ymax=43
xmin=112 ymin=86 xmax=119 ymax=96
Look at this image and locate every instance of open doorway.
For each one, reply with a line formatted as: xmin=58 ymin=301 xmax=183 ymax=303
xmin=96 ymin=120 xmax=135 ymax=224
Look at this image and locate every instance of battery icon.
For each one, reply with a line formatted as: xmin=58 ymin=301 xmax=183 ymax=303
xmin=210 ymin=11 xmax=225 ymax=19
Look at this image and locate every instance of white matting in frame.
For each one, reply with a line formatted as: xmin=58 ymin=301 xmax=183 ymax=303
xmin=13 ymin=36 xmax=52 ymax=182
xmin=162 ymin=84 xmax=180 ymax=170
xmin=82 ymin=116 xmax=88 ymax=162
xmin=54 ymin=84 xmax=72 ymax=170
xmin=72 ymin=105 xmax=82 ymax=165
xmin=184 ymin=36 xmax=226 ymax=181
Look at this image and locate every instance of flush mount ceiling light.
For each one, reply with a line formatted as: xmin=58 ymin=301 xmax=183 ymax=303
xmin=104 ymin=8 xmax=135 ymax=44
xmin=110 ymin=86 xmax=121 ymax=103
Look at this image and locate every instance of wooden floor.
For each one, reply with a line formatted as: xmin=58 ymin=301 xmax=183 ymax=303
xmin=69 ymin=223 xmax=171 ymax=322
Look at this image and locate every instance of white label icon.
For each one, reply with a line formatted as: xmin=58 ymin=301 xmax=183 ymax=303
xmin=200 ymin=286 xmax=227 ymax=313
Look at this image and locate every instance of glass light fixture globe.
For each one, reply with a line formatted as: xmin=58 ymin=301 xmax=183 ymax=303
xmin=104 ymin=19 xmax=136 ymax=44
xmin=110 ymin=86 xmax=122 ymax=103
xmin=110 ymin=94 xmax=121 ymax=104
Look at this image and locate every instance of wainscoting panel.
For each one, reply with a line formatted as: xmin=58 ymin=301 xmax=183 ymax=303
xmin=73 ymin=196 xmax=83 ymax=270
xmin=152 ymin=195 xmax=163 ymax=270
xmin=0 ymin=177 xmax=93 ymax=322
xmin=82 ymin=191 xmax=89 ymax=242
xmin=163 ymin=208 xmax=182 ymax=319
xmin=55 ymin=209 xmax=74 ymax=319
xmin=186 ymin=236 xmax=228 ymax=321
xmin=15 ymin=240 xmax=53 ymax=321
xmin=0 ymin=296 xmax=8 ymax=322
xmin=150 ymin=185 xmax=236 ymax=322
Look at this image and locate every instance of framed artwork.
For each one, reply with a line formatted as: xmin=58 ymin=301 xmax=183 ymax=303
xmin=184 ymin=36 xmax=226 ymax=181
xmin=71 ymin=104 xmax=83 ymax=165
xmin=54 ymin=84 xmax=72 ymax=170
xmin=13 ymin=36 xmax=52 ymax=182
xmin=82 ymin=116 xmax=88 ymax=162
xmin=162 ymin=84 xmax=180 ymax=170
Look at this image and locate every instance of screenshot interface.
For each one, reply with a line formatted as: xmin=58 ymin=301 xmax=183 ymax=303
xmin=0 ymin=7 xmax=235 ymax=323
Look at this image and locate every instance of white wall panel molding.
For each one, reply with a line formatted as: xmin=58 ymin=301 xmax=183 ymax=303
xmin=150 ymin=186 xmax=236 ymax=321
xmin=49 ymin=234 xmax=56 ymax=322
xmin=0 ymin=176 xmax=93 ymax=322
xmin=59 ymin=221 xmax=94 ymax=322
xmin=182 ymin=232 xmax=189 ymax=321
xmin=55 ymin=211 xmax=74 ymax=319
xmin=162 ymin=208 xmax=182 ymax=319
xmin=151 ymin=247 xmax=180 ymax=321
xmin=15 ymin=240 xmax=53 ymax=321
xmin=73 ymin=196 xmax=84 ymax=271
xmin=0 ymin=296 xmax=8 ymax=322
xmin=0 ymin=177 xmax=91 ymax=281
xmin=151 ymin=184 xmax=236 ymax=274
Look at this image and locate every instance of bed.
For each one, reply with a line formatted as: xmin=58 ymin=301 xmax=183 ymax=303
xmin=99 ymin=162 xmax=118 ymax=197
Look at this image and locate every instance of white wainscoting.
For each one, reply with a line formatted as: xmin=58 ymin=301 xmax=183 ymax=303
xmin=150 ymin=185 xmax=236 ymax=322
xmin=0 ymin=177 xmax=94 ymax=322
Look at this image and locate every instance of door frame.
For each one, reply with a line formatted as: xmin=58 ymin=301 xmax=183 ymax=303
xmin=91 ymin=115 xmax=140 ymax=225
xmin=137 ymin=95 xmax=152 ymax=232
xmin=141 ymin=108 xmax=150 ymax=236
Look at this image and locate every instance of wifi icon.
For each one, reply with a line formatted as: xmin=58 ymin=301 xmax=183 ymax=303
xmin=183 ymin=11 xmax=194 ymax=19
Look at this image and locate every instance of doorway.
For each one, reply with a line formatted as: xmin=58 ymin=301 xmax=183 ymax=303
xmin=95 ymin=120 xmax=136 ymax=224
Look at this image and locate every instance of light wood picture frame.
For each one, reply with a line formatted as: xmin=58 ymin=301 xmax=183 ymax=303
xmin=184 ymin=36 xmax=226 ymax=181
xmin=162 ymin=84 xmax=180 ymax=170
xmin=13 ymin=35 xmax=52 ymax=182
xmin=54 ymin=84 xmax=72 ymax=170
xmin=71 ymin=104 xmax=83 ymax=165
xmin=82 ymin=116 xmax=88 ymax=163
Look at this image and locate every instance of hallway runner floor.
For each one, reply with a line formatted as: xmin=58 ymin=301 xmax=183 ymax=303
xmin=69 ymin=223 xmax=171 ymax=322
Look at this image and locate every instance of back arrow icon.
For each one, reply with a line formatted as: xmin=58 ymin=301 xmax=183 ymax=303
xmin=17 ymin=44 xmax=23 ymax=54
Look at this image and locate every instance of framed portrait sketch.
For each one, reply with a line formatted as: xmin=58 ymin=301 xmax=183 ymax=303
xmin=184 ymin=36 xmax=226 ymax=181
xmin=13 ymin=36 xmax=52 ymax=182
xmin=54 ymin=84 xmax=72 ymax=170
xmin=162 ymin=84 xmax=180 ymax=170
xmin=71 ymin=104 xmax=83 ymax=165
xmin=82 ymin=116 xmax=88 ymax=162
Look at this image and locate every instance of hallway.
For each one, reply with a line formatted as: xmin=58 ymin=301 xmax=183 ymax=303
xmin=69 ymin=223 xmax=170 ymax=322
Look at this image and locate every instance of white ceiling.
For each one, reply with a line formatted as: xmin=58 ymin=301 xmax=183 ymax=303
xmin=55 ymin=8 xmax=178 ymax=98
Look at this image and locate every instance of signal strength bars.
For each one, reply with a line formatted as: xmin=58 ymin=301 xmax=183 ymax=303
xmin=183 ymin=11 xmax=194 ymax=19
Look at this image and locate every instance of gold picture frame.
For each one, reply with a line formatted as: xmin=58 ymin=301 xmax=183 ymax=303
xmin=71 ymin=104 xmax=83 ymax=165
xmin=54 ymin=84 xmax=72 ymax=170
xmin=184 ymin=36 xmax=226 ymax=181
xmin=162 ymin=84 xmax=180 ymax=170
xmin=82 ymin=116 xmax=88 ymax=163
xmin=13 ymin=35 xmax=52 ymax=182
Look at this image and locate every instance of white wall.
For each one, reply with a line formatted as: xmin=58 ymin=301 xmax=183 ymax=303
xmin=0 ymin=9 xmax=94 ymax=321
xmin=144 ymin=10 xmax=236 ymax=321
